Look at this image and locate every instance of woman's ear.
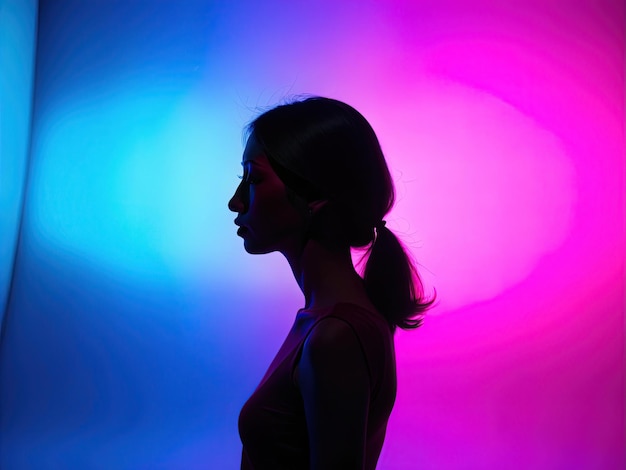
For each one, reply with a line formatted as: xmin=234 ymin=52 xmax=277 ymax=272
xmin=307 ymin=199 xmax=329 ymax=215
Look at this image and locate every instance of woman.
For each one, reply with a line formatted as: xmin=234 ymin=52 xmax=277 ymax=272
xmin=228 ymin=96 xmax=436 ymax=469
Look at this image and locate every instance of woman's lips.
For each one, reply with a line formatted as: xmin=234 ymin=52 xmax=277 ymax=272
xmin=237 ymin=226 xmax=248 ymax=237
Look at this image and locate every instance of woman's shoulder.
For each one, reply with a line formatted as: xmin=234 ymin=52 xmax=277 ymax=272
xmin=300 ymin=303 xmax=395 ymax=393
xmin=298 ymin=302 xmax=393 ymax=354
xmin=302 ymin=316 xmax=362 ymax=358
xmin=307 ymin=302 xmax=394 ymax=354
xmin=326 ymin=302 xmax=392 ymax=332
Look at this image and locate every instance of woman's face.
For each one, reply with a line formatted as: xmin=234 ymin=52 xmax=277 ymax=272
xmin=228 ymin=134 xmax=306 ymax=255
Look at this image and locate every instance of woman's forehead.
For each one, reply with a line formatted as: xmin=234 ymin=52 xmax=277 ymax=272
xmin=242 ymin=135 xmax=270 ymax=167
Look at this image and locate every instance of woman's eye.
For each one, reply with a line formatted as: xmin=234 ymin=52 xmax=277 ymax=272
xmin=237 ymin=174 xmax=258 ymax=185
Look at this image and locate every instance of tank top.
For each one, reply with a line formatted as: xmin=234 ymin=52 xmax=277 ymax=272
xmin=238 ymin=302 xmax=397 ymax=469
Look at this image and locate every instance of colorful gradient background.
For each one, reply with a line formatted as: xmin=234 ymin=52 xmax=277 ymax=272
xmin=1 ymin=0 xmax=624 ymax=468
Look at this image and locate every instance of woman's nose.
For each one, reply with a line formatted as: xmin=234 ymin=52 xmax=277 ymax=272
xmin=228 ymin=186 xmax=245 ymax=213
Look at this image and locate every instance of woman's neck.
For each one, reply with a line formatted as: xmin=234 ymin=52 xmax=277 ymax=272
xmin=282 ymin=239 xmax=373 ymax=311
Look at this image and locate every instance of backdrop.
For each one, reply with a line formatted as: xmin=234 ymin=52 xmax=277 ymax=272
xmin=1 ymin=0 xmax=624 ymax=468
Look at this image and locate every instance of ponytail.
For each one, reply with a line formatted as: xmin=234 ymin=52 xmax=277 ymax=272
xmin=362 ymin=225 xmax=437 ymax=331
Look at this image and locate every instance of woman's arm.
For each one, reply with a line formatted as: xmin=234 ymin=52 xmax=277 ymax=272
xmin=297 ymin=317 xmax=370 ymax=470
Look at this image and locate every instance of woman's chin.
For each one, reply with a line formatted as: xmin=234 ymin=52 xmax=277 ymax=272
xmin=242 ymin=239 xmax=272 ymax=255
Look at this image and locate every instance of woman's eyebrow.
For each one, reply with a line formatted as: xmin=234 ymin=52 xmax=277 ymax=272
xmin=241 ymin=160 xmax=263 ymax=168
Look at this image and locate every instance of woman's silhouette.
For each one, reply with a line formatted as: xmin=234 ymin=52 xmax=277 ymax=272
xmin=228 ymin=96 xmax=436 ymax=469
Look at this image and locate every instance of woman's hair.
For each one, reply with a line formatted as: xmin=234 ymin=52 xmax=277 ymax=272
xmin=246 ymin=96 xmax=436 ymax=330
